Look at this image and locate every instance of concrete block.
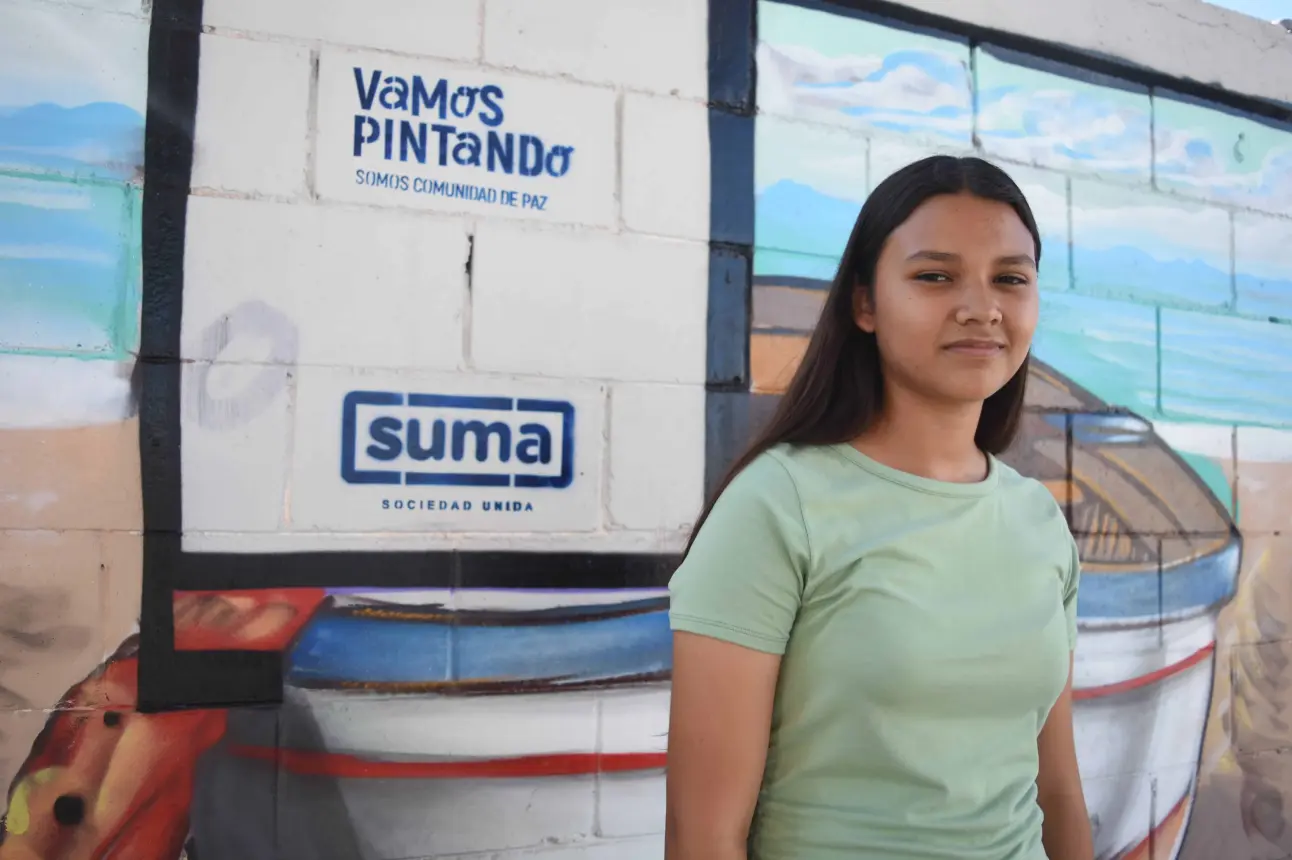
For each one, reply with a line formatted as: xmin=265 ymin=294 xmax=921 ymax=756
xmin=621 ymin=93 xmax=709 ymax=241
xmin=598 ymin=771 xmax=665 ymax=838
xmin=1160 ymin=310 xmax=1292 ymax=427
xmin=1236 ymin=427 xmax=1292 ymax=534
xmin=180 ymin=359 xmax=293 ymax=534
xmin=1155 ymin=90 xmax=1292 ymax=215
xmin=1070 ymin=180 xmax=1230 ymax=310
xmin=867 ymin=138 xmax=963 ymax=192
xmin=0 ymin=529 xmax=109 ymax=710
xmin=203 ymin=0 xmax=482 ymax=61
xmin=0 ymin=357 xmax=140 ymax=531
xmin=755 ymin=116 xmax=867 ymax=260
xmin=471 ymin=223 xmax=707 ymax=383
xmin=484 ymin=0 xmax=705 ymax=99
xmin=976 ymin=46 xmax=1152 ymax=182
xmin=608 ymin=383 xmax=704 ymax=532
xmin=992 ymin=163 xmax=1070 ymax=291
xmin=191 ymin=34 xmax=312 ymax=199
xmin=0 ymin=175 xmax=139 ymax=356
xmin=756 ymin=3 xmax=970 ymax=143
xmin=182 ymin=195 xmax=467 ymax=371
xmin=1235 ymin=210 xmax=1292 ymax=321
xmin=1032 ymin=291 xmax=1158 ymax=419
xmin=0 ymin=709 xmax=64 ymax=816
xmin=99 ymin=529 xmax=141 ymax=654
xmin=0 ymin=1 xmax=149 ymax=180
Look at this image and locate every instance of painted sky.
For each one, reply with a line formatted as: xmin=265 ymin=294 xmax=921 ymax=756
xmin=0 ymin=5 xmax=149 ymax=113
xmin=1201 ymin=0 xmax=1289 ymax=21
xmin=0 ymin=4 xmax=147 ymax=365
xmin=1154 ymin=94 xmax=1292 ymax=210
xmin=0 ymin=6 xmax=148 ymax=181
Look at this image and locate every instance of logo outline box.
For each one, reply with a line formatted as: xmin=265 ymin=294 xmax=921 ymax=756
xmin=340 ymin=390 xmax=576 ymax=489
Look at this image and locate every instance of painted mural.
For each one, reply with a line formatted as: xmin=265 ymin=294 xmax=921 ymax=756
xmin=4 ymin=0 xmax=1292 ymax=858
xmin=753 ymin=2 xmax=1292 ymax=858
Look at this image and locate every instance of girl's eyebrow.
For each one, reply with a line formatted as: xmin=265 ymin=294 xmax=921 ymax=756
xmin=905 ymin=250 xmax=1037 ymax=269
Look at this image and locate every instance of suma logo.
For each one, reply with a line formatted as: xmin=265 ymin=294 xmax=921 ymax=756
xmin=341 ymin=391 xmax=574 ymax=488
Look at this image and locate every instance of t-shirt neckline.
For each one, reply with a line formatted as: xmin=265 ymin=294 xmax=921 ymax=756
xmin=831 ymin=442 xmax=1000 ymax=498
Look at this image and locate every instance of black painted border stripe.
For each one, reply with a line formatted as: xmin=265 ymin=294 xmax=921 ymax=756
xmin=705 ymin=0 xmax=758 ymax=495
xmin=136 ymin=0 xmax=282 ymax=712
xmin=171 ymin=545 xmax=680 ymax=592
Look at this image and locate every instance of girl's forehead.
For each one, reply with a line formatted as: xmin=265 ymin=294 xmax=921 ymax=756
xmin=885 ymin=197 xmax=1034 ymax=254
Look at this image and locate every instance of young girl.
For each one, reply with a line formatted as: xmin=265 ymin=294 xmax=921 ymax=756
xmin=665 ymin=156 xmax=1092 ymax=860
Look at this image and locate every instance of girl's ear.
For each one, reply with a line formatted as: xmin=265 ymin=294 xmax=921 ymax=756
xmin=852 ymin=282 xmax=876 ymax=333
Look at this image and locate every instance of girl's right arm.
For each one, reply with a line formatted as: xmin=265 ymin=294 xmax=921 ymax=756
xmin=663 ymin=453 xmax=811 ymax=859
xmin=665 ymin=631 xmax=781 ymax=859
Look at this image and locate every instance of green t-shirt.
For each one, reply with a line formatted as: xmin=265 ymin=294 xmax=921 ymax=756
xmin=668 ymin=442 xmax=1080 ymax=860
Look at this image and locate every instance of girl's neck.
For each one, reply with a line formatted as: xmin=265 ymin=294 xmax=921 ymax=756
xmin=851 ymin=384 xmax=988 ymax=484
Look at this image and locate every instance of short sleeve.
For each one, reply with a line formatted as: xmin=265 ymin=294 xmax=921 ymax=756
xmin=1062 ymin=532 xmax=1081 ymax=652
xmin=668 ymin=451 xmax=810 ymax=655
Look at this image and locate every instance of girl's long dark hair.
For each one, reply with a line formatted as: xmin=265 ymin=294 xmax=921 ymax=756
xmin=685 ymin=155 xmax=1042 ymax=555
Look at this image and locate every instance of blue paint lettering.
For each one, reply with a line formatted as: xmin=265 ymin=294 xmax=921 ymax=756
xmin=406 ymin=418 xmax=445 ymax=461
xmin=450 ymin=86 xmax=478 ymax=119
xmin=354 ymin=170 xmax=410 ymax=190
xmin=353 ymin=68 xmax=381 ymax=110
xmin=478 ymin=85 xmax=504 ymax=127
xmin=382 ymin=499 xmax=477 ymax=511
xmin=487 ymin=132 xmax=514 ymax=174
xmin=482 ymin=501 xmax=535 ymax=512
xmin=411 ymin=75 xmax=449 ymax=119
xmin=350 ymin=71 xmax=572 ymax=181
xmin=518 ymin=134 xmax=544 ymax=177
xmin=516 ymin=423 xmax=551 ymax=463
xmin=431 ymin=123 xmax=456 ymax=165
xmin=364 ymin=418 xmax=549 ymax=464
xmin=366 ymin=417 xmax=403 ymax=460
xmin=545 ymin=145 xmax=574 ymax=178
xmin=341 ymin=391 xmax=574 ymax=489
xmin=379 ymin=76 xmax=410 ymax=111
xmin=453 ymin=420 xmax=511 ymax=462
xmin=353 ymin=115 xmax=380 ymax=156
xmin=400 ymin=121 xmax=427 ymax=164
xmin=453 ymin=132 xmax=482 ymax=167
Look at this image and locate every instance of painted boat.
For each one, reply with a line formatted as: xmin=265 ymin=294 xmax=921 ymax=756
xmin=195 ymin=591 xmax=671 ymax=859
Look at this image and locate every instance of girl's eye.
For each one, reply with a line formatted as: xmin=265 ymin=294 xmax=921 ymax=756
xmin=914 ymin=272 xmax=951 ymax=283
xmin=996 ymin=274 xmax=1031 ymax=287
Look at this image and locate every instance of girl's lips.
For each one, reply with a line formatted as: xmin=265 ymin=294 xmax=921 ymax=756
xmin=943 ymin=339 xmax=1006 ymax=355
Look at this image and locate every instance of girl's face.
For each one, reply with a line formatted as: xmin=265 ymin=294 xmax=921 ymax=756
xmin=855 ymin=191 xmax=1039 ymax=407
